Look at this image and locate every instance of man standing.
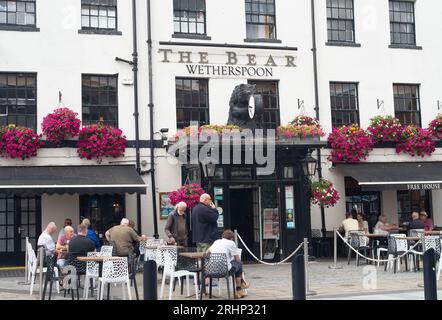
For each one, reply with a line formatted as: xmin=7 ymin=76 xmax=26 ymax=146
xmin=105 ymin=218 xmax=147 ymax=257
xmin=165 ymin=202 xmax=188 ymax=246
xmin=37 ymin=222 xmax=57 ymax=256
xmin=192 ymin=194 xmax=219 ymax=252
xmin=82 ymin=218 xmax=102 ymax=250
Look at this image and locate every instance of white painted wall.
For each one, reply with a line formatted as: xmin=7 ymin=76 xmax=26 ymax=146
xmin=381 ymin=191 xmax=398 ymax=225
xmin=41 ymin=194 xmax=79 ymax=241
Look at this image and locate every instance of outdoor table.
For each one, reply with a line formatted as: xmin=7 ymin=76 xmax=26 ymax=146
xmin=417 ymin=231 xmax=441 ymax=235
xmin=179 ymin=251 xmax=207 ymax=300
xmin=401 ymin=237 xmax=420 ymax=241
xmin=76 ymin=256 xmax=122 ymax=299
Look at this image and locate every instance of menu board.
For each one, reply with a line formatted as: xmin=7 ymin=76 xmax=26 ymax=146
xmin=285 ymin=186 xmax=295 ymax=229
xmin=263 ymin=208 xmax=279 ymax=239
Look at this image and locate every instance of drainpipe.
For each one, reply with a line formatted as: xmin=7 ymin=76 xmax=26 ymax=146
xmin=131 ymin=0 xmax=142 ymax=234
xmin=311 ymin=0 xmax=327 ymax=238
xmin=147 ymin=0 xmax=159 ymax=238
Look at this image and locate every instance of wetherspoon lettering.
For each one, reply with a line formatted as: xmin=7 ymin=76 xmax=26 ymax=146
xmin=407 ymin=183 xmax=441 ymax=190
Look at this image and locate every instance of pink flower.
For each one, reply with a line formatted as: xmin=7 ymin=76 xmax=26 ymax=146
xmin=41 ymin=108 xmax=81 ymax=145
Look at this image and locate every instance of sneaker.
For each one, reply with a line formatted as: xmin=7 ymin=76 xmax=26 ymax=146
xmin=240 ymin=281 xmax=250 ymax=289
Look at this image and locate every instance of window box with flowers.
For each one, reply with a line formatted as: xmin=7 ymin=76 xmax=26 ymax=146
xmin=395 ymin=125 xmax=435 ymax=157
xmin=327 ymin=124 xmax=374 ymax=163
xmin=367 ymin=115 xmax=403 ymax=143
xmin=77 ymin=123 xmax=127 ymax=163
xmin=168 ymin=184 xmax=206 ymax=210
xmin=41 ymin=108 xmax=81 ymax=145
xmin=0 ymin=124 xmax=43 ymax=160
xmin=311 ymin=178 xmax=340 ymax=208
xmin=277 ymin=115 xmax=325 ymax=144
xmin=428 ymin=114 xmax=442 ymax=140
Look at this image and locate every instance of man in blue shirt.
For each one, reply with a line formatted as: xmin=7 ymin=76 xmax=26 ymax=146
xmin=82 ymin=218 xmax=102 ymax=250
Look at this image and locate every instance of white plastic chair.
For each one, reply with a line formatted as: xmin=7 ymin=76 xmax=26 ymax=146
xmin=98 ymin=257 xmax=131 ymax=300
xmin=411 ymin=235 xmax=442 ymax=278
xmin=160 ymin=250 xmax=198 ymax=300
xmin=143 ymin=239 xmax=166 ymax=262
xmin=83 ymin=252 xmax=101 ymax=299
xmin=28 ymin=245 xmax=59 ymax=295
xmin=100 ymin=246 xmax=114 ymax=256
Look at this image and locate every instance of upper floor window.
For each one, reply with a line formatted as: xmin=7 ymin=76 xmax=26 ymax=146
xmin=81 ymin=0 xmax=117 ymax=30
xmin=248 ymin=80 xmax=280 ymax=129
xmin=393 ymin=84 xmax=421 ymax=127
xmin=327 ymin=0 xmax=355 ymax=43
xmin=245 ymin=0 xmax=276 ymax=40
xmin=82 ymin=74 xmax=118 ymax=127
xmin=389 ymin=1 xmax=416 ymax=46
xmin=0 ymin=0 xmax=36 ymax=26
xmin=330 ymin=82 xmax=359 ymax=127
xmin=175 ymin=78 xmax=209 ymax=129
xmin=173 ymin=0 xmax=206 ymax=35
xmin=0 ymin=73 xmax=37 ymax=131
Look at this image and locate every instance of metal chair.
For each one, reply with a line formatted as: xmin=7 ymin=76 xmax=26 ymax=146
xmin=42 ymin=254 xmax=66 ymax=300
xmin=128 ymin=249 xmax=140 ymax=300
xmin=347 ymin=231 xmax=370 ymax=266
xmin=203 ymin=253 xmax=235 ymax=300
xmin=384 ymin=234 xmax=409 ymax=273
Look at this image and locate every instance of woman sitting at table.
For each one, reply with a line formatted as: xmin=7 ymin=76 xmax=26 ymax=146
xmin=374 ymin=215 xmax=397 ymax=235
xmin=356 ymin=213 xmax=369 ymax=234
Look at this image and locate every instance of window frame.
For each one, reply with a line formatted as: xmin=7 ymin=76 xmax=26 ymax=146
xmin=0 ymin=0 xmax=37 ymax=27
xmin=326 ymin=0 xmax=356 ymax=43
xmin=389 ymin=0 xmax=417 ymax=46
xmin=81 ymin=0 xmax=118 ymax=31
xmin=81 ymin=74 xmax=119 ymax=128
xmin=393 ymin=83 xmax=421 ymax=127
xmin=175 ymin=77 xmax=210 ymax=129
xmin=329 ymin=81 xmax=360 ymax=127
xmin=245 ymin=0 xmax=277 ymax=40
xmin=247 ymin=79 xmax=280 ymax=130
xmin=0 ymin=72 xmax=37 ymax=131
xmin=173 ymin=0 xmax=207 ymax=36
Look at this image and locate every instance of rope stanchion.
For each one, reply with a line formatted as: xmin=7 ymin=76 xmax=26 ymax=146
xmin=237 ymin=233 xmax=303 ymax=266
xmin=336 ymin=230 xmax=422 ymax=264
xmin=328 ymin=227 xmax=343 ymax=269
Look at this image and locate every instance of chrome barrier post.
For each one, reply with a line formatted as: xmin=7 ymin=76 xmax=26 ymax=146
xmin=304 ymin=238 xmax=317 ymax=296
xmin=329 ymin=228 xmax=343 ymax=269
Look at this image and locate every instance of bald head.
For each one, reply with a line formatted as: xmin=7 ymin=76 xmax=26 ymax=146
xmin=46 ymin=222 xmax=57 ymax=235
xmin=120 ymin=218 xmax=129 ymax=226
xmin=200 ymin=193 xmax=212 ymax=205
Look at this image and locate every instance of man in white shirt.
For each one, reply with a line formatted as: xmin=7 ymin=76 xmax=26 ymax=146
xmin=338 ymin=212 xmax=359 ymax=238
xmin=208 ymin=229 xmax=249 ymax=298
xmin=37 ymin=222 xmax=57 ymax=256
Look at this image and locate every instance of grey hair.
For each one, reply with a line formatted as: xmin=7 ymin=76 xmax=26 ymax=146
xmin=77 ymin=223 xmax=88 ymax=234
xmin=120 ymin=218 xmax=130 ymax=226
xmin=47 ymin=222 xmax=57 ymax=231
xmin=200 ymin=193 xmax=211 ymax=202
xmin=81 ymin=218 xmax=91 ymax=227
xmin=64 ymin=226 xmax=74 ymax=233
xmin=175 ymin=202 xmax=187 ymax=210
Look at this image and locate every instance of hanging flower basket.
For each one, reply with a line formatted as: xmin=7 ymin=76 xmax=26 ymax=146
xmin=41 ymin=107 xmax=81 ymax=145
xmin=367 ymin=115 xmax=403 ymax=143
xmin=327 ymin=124 xmax=374 ymax=163
xmin=168 ymin=184 xmax=206 ymax=210
xmin=0 ymin=124 xmax=43 ymax=160
xmin=428 ymin=114 xmax=442 ymax=139
xmin=77 ymin=123 xmax=127 ymax=163
xmin=395 ymin=125 xmax=435 ymax=157
xmin=311 ymin=178 xmax=340 ymax=208
xmin=277 ymin=115 xmax=325 ymax=143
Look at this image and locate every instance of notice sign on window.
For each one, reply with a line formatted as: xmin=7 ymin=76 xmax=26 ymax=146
xmin=285 ymin=186 xmax=295 ymax=229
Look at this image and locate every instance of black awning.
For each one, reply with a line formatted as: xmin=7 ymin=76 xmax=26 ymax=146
xmin=337 ymin=162 xmax=442 ymax=191
xmin=0 ymin=165 xmax=147 ymax=195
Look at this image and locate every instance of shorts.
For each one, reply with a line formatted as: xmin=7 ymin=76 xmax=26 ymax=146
xmin=230 ymin=260 xmax=243 ymax=277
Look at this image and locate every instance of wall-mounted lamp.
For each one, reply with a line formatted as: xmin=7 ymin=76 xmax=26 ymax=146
xmin=377 ymin=99 xmax=384 ymax=110
xmin=298 ymin=99 xmax=305 ymax=110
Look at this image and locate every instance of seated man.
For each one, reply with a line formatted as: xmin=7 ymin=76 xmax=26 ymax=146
xmin=208 ymin=229 xmax=249 ymax=299
xmin=408 ymin=212 xmax=425 ymax=230
xmin=105 ymin=218 xmax=147 ymax=257
xmin=338 ymin=212 xmax=359 ymax=238
xmin=37 ymin=222 xmax=58 ymax=257
xmin=374 ymin=214 xmax=397 ymax=235
xmin=56 ymin=226 xmax=75 ymax=268
xmin=69 ymin=223 xmax=96 ymax=256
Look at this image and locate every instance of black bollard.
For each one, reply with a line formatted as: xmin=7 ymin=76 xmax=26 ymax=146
xmin=143 ymin=260 xmax=157 ymax=300
xmin=292 ymin=254 xmax=306 ymax=300
xmin=423 ymin=248 xmax=437 ymax=300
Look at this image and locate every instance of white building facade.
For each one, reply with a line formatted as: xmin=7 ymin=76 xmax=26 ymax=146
xmin=1 ymin=0 xmax=441 ymax=264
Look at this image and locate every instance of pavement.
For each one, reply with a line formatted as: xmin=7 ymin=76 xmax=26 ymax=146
xmin=0 ymin=258 xmax=441 ymax=300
